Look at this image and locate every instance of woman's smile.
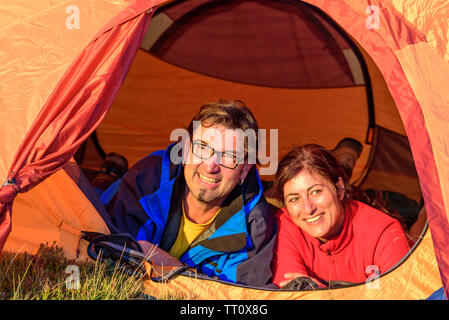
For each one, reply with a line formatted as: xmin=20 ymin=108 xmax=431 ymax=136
xmin=304 ymin=212 xmax=325 ymax=224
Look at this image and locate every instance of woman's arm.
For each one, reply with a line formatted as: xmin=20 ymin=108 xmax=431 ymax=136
xmin=271 ymin=214 xmax=325 ymax=288
xmin=373 ymin=219 xmax=410 ymax=274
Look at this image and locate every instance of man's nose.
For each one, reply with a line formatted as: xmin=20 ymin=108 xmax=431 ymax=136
xmin=203 ymin=153 xmax=221 ymax=172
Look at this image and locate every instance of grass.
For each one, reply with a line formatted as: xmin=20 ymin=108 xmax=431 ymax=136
xmin=0 ymin=242 xmax=147 ymax=300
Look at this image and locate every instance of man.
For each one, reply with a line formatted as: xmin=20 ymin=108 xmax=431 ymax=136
xmin=105 ymin=99 xmax=276 ymax=286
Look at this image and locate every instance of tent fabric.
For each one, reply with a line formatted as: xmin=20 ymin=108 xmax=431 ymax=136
xmin=0 ymin=0 xmax=157 ymax=250
xmin=0 ymin=0 xmax=132 ymax=181
xmin=1 ymin=0 xmax=449 ymax=299
xmin=0 ymin=0 xmax=129 ymax=251
xmin=143 ymin=224 xmax=441 ymax=299
xmin=0 ymin=0 xmax=132 ymax=247
xmin=4 ymin=162 xmax=111 ymax=260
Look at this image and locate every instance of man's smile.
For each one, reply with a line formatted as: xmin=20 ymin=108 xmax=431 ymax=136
xmin=198 ymin=173 xmax=221 ymax=185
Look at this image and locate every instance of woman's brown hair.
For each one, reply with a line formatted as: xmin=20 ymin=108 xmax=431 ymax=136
xmin=273 ymin=144 xmax=351 ymax=205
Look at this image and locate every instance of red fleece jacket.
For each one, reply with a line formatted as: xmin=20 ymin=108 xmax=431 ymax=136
xmin=272 ymin=200 xmax=410 ymax=287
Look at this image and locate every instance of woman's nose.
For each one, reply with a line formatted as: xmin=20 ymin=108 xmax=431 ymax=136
xmin=303 ymin=197 xmax=316 ymax=215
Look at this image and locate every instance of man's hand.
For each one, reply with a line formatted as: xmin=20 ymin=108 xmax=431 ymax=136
xmin=138 ymin=240 xmax=187 ymax=281
xmin=138 ymin=240 xmax=184 ymax=267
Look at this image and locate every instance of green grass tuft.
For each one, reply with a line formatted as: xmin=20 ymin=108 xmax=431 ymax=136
xmin=0 ymin=242 xmax=146 ymax=300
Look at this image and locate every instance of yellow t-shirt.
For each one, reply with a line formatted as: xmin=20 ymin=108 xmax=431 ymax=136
xmin=168 ymin=201 xmax=220 ymax=259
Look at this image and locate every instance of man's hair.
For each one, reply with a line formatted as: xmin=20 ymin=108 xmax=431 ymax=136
xmin=273 ymin=144 xmax=352 ymax=204
xmin=186 ymin=99 xmax=259 ymax=159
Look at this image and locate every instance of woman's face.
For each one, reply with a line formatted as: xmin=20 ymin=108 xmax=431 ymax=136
xmin=283 ymin=169 xmax=346 ymax=242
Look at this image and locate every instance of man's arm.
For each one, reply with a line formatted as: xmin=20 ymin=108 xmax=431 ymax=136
xmin=235 ymin=201 xmax=277 ymax=287
xmin=105 ymin=155 xmax=162 ymax=238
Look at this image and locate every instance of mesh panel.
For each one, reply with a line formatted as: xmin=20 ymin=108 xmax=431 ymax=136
xmin=360 ymin=126 xmax=422 ymax=203
xmin=147 ymin=0 xmax=361 ymax=88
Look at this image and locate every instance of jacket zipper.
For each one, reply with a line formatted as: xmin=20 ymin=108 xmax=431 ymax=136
xmin=327 ymin=250 xmax=340 ymax=281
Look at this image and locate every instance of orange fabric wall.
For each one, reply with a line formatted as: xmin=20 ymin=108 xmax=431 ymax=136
xmin=4 ymin=166 xmax=110 ymax=260
xmin=355 ymin=42 xmax=405 ymax=135
xmin=0 ymin=0 xmax=131 ymax=181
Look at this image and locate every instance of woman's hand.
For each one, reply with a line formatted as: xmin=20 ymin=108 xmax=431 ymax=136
xmin=280 ymin=272 xmax=324 ymax=288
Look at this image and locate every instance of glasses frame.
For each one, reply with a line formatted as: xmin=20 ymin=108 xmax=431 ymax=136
xmin=191 ymin=141 xmax=244 ymax=169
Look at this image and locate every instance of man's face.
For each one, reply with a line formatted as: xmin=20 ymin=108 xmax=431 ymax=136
xmin=183 ymin=122 xmax=252 ymax=207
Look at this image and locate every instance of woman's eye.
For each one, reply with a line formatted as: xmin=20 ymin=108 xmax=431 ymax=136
xmin=288 ymin=197 xmax=299 ymax=203
xmin=311 ymin=189 xmax=322 ymax=196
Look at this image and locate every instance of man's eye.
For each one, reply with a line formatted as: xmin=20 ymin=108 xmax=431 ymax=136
xmin=196 ymin=144 xmax=210 ymax=153
xmin=222 ymin=153 xmax=237 ymax=163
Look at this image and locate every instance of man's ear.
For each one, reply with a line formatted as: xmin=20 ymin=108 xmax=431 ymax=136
xmin=239 ymin=163 xmax=253 ymax=184
xmin=336 ymin=177 xmax=346 ymax=201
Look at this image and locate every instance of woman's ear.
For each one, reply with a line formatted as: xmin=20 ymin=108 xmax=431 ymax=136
xmin=336 ymin=177 xmax=346 ymax=201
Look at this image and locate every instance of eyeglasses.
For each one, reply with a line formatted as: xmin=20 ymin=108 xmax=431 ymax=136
xmin=191 ymin=142 xmax=243 ymax=169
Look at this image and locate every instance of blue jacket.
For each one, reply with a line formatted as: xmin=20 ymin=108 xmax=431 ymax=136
xmin=106 ymin=144 xmax=277 ymax=286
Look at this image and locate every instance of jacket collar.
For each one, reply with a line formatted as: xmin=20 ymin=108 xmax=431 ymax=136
xmin=183 ymin=166 xmax=261 ymax=252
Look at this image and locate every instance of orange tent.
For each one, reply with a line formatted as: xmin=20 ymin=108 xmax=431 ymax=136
xmin=0 ymin=0 xmax=448 ymax=299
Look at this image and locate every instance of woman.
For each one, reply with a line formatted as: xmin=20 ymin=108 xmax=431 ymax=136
xmin=271 ymin=144 xmax=410 ymax=289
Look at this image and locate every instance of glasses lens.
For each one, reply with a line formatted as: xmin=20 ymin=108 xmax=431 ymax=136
xmin=193 ymin=143 xmax=213 ymax=160
xmin=192 ymin=142 xmax=240 ymax=169
xmin=221 ymin=153 xmax=238 ymax=168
